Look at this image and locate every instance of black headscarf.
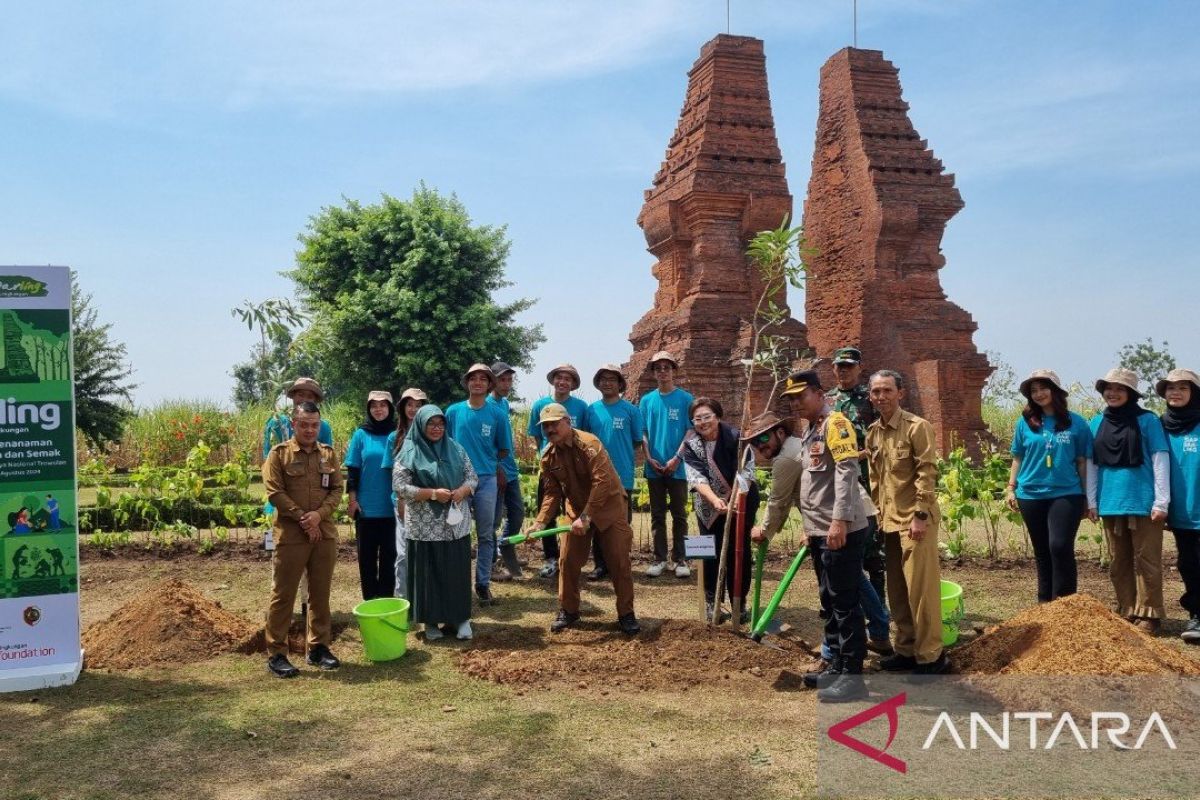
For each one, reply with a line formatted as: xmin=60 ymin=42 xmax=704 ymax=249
xmin=361 ymin=398 xmax=395 ymax=436
xmin=1162 ymin=391 xmax=1200 ymax=436
xmin=1093 ymin=395 xmax=1150 ymax=467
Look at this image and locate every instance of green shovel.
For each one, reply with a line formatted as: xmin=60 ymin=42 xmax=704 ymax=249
xmin=501 ymin=525 xmax=570 ymax=547
xmin=750 ymin=544 xmax=809 ymax=642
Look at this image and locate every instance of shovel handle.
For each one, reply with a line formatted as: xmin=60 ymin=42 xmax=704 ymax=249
xmin=501 ymin=525 xmax=570 ymax=547
xmin=750 ymin=544 xmax=809 ymax=639
xmin=750 ymin=540 xmax=767 ymax=629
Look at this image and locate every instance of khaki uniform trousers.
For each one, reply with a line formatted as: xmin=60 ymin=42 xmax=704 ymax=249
xmin=885 ymin=524 xmax=943 ymax=664
xmin=1102 ymin=514 xmax=1165 ymax=619
xmin=559 ymin=515 xmax=636 ymax=618
xmin=266 ymin=538 xmax=337 ymax=656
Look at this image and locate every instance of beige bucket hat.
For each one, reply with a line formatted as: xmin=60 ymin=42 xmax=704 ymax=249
xmin=1019 ymin=369 xmax=1067 ymax=398
xmin=649 ymin=350 xmax=679 ymax=369
xmin=545 ymin=363 xmax=581 ymax=390
xmin=1155 ymin=368 xmax=1200 ymax=398
xmin=1095 ymin=367 xmax=1141 ymax=397
xmin=366 ymin=390 xmax=394 ymax=405
xmin=286 ymin=377 xmax=324 ymax=403
xmin=740 ymin=411 xmax=791 ymax=442
xmin=538 ymin=402 xmax=570 ymax=425
xmin=592 ymin=363 xmax=627 ymax=392
xmin=400 ymin=387 xmax=428 ymax=404
xmin=462 ymin=363 xmax=496 ymax=389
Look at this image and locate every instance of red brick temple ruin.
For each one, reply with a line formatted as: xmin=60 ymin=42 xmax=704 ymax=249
xmin=624 ymin=35 xmax=807 ymax=421
xmin=802 ymin=48 xmax=992 ymax=452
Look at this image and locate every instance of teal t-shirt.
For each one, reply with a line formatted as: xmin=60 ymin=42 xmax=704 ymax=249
xmin=587 ymin=398 xmax=645 ymax=490
xmin=1090 ymin=412 xmax=1168 ymax=516
xmin=1166 ymin=427 xmax=1200 ymax=530
xmin=381 ymin=430 xmax=402 ymax=507
xmin=1009 ymin=412 xmax=1092 ymax=500
xmin=343 ymin=428 xmax=393 ymax=518
xmin=446 ymin=400 xmax=512 ymax=476
xmin=262 ymin=414 xmax=332 ymax=458
xmin=527 ymin=395 xmax=590 ymax=454
xmin=486 ymin=394 xmax=520 ymax=481
xmin=639 ymin=387 xmax=694 ymax=480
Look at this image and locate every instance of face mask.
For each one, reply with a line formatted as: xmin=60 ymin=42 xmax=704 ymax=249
xmin=445 ymin=503 xmax=464 ymax=526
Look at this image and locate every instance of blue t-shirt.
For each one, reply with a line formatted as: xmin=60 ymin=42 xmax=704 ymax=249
xmin=262 ymin=414 xmax=332 ymax=458
xmin=343 ymin=428 xmax=394 ymax=518
xmin=1166 ymin=427 xmax=1200 ymax=530
xmin=587 ymin=398 xmax=645 ymax=490
xmin=446 ymin=400 xmax=512 ymax=476
xmin=640 ymin=387 xmax=694 ymax=480
xmin=487 ymin=394 xmax=520 ymax=481
xmin=1009 ymin=412 xmax=1093 ymax=500
xmin=1090 ymin=412 xmax=1168 ymax=516
xmin=527 ymin=395 xmax=590 ymax=454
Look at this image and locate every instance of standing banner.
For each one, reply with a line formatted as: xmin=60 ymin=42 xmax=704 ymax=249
xmin=0 ymin=267 xmax=81 ymax=692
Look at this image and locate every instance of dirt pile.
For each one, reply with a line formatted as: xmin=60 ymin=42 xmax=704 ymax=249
xmin=953 ymin=592 xmax=1200 ymax=676
xmin=458 ymin=618 xmax=821 ymax=691
xmin=83 ymin=579 xmax=260 ymax=669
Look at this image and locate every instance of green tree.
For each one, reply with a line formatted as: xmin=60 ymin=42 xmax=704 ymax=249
xmin=228 ymin=298 xmax=315 ymax=408
xmin=1117 ymin=337 xmax=1175 ymax=411
xmin=72 ymin=275 xmax=137 ymax=447
xmin=288 ymin=187 xmax=543 ymax=402
xmin=981 ymin=351 xmax=1021 ymax=408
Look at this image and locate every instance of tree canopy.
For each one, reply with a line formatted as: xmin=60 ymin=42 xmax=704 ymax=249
xmin=288 ymin=187 xmax=542 ymax=403
xmin=72 ymin=275 xmax=136 ymax=447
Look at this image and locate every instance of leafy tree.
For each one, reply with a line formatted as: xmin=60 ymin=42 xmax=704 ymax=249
xmin=72 ymin=275 xmax=137 ymax=447
xmin=1118 ymin=337 xmax=1175 ymax=411
xmin=287 ymin=187 xmax=543 ymax=402
xmin=228 ymin=298 xmax=316 ymax=408
xmin=981 ymin=351 xmax=1021 ymax=408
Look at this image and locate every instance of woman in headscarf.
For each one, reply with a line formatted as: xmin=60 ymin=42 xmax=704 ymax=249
xmin=381 ymin=388 xmax=429 ymax=598
xmin=392 ymin=405 xmax=478 ymax=641
xmin=1158 ymin=369 xmax=1200 ymax=643
xmin=680 ymin=397 xmax=760 ymax=622
xmin=343 ymin=390 xmax=397 ymax=601
xmin=1087 ymin=368 xmax=1170 ymax=633
xmin=1004 ymin=370 xmax=1093 ymax=602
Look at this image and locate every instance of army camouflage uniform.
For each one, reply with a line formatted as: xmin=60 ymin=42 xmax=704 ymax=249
xmin=827 ymin=383 xmax=886 ymax=601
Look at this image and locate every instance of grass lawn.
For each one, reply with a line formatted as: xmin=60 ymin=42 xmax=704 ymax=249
xmin=3 ymin=531 xmax=1198 ymax=800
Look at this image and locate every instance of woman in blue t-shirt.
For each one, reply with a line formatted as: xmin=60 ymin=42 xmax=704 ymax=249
xmin=1005 ymin=370 xmax=1092 ymax=603
xmin=1157 ymin=368 xmax=1200 ymax=644
xmin=344 ymin=390 xmax=397 ymax=600
xmin=1086 ymin=368 xmax=1170 ymax=634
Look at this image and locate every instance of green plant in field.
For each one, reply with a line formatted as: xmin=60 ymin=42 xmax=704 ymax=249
xmin=937 ymin=445 xmax=1024 ymax=560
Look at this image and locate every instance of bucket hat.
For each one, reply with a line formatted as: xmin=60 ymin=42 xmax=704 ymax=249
xmin=1155 ymin=368 xmax=1200 ymax=398
xmin=1095 ymin=367 xmax=1141 ymax=397
xmin=1019 ymin=369 xmax=1067 ymax=398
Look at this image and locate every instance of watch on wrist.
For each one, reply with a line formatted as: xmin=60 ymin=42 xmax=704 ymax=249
xmin=914 ymin=510 xmax=929 ymax=521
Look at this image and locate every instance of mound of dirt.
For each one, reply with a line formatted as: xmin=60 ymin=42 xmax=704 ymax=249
xmin=83 ymin=579 xmax=260 ymax=669
xmin=458 ymin=618 xmax=822 ymax=691
xmin=953 ymin=592 xmax=1200 ymax=676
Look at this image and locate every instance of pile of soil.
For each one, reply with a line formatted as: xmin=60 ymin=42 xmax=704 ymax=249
xmin=953 ymin=592 xmax=1200 ymax=676
xmin=458 ymin=618 xmax=821 ymax=691
xmin=83 ymin=579 xmax=260 ymax=669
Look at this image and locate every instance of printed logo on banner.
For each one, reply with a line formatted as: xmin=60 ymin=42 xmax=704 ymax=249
xmin=23 ymin=606 xmax=40 ymax=626
xmin=0 ymin=276 xmax=48 ymax=299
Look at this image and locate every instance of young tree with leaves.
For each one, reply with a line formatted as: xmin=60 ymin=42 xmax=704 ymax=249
xmin=72 ymin=276 xmax=136 ymax=447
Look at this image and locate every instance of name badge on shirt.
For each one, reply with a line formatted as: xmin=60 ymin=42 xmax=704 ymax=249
xmin=321 ymin=473 xmax=331 ymax=489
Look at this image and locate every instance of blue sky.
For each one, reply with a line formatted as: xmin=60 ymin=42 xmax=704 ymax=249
xmin=2 ymin=1 xmax=1197 ymax=407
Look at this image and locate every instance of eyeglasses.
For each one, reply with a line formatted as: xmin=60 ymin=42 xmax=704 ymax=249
xmin=691 ymin=413 xmax=717 ymax=424
xmin=425 ymin=420 xmax=446 ymax=429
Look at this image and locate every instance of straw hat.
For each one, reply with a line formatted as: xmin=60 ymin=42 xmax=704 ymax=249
xmin=592 ymin=363 xmax=627 ymax=392
xmin=545 ymin=363 xmax=581 ymax=390
xmin=462 ymin=363 xmax=495 ymax=389
xmin=285 ymin=377 xmax=324 ymax=403
xmin=1018 ymin=369 xmax=1066 ymax=398
xmin=1155 ymin=368 xmax=1200 ymax=398
xmin=1095 ymin=367 xmax=1141 ymax=397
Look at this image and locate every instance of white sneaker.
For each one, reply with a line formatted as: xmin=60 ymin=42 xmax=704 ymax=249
xmin=424 ymin=624 xmax=444 ymax=641
xmin=456 ymin=620 xmax=473 ymax=640
xmin=674 ymin=562 xmax=691 ymax=578
xmin=646 ymin=561 xmax=667 ymax=577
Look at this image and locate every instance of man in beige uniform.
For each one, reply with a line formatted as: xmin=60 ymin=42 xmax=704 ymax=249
xmin=262 ymin=402 xmax=344 ymax=678
xmin=531 ymin=403 xmax=640 ymax=635
xmin=866 ymin=370 xmax=947 ymax=674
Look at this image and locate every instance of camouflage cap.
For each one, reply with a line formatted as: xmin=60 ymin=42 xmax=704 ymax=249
xmin=832 ymin=347 xmax=862 ymax=365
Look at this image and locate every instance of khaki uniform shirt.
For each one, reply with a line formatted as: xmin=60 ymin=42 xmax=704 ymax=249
xmin=263 ymin=439 xmax=343 ymax=544
xmin=866 ymin=408 xmax=939 ymax=532
xmin=762 ymin=411 xmax=866 ymax=538
xmin=535 ymin=429 xmax=626 ymax=531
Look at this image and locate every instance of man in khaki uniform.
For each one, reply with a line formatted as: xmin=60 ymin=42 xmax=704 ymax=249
xmin=263 ymin=402 xmax=344 ymax=678
xmin=531 ymin=403 xmax=640 ymax=635
xmin=866 ymin=370 xmax=947 ymax=674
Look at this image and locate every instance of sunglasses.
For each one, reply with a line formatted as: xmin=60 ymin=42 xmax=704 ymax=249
xmin=750 ymin=431 xmax=774 ymax=447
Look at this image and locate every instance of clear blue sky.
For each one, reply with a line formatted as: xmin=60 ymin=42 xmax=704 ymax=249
xmin=2 ymin=1 xmax=1196 ymax=407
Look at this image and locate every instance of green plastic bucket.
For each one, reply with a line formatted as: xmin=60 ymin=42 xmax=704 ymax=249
xmin=353 ymin=597 xmax=410 ymax=662
xmin=940 ymin=580 xmax=964 ymax=647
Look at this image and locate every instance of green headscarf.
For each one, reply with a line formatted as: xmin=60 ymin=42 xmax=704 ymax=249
xmin=397 ymin=405 xmax=466 ymax=510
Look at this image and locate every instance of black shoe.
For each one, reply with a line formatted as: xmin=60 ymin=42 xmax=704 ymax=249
xmin=912 ymin=653 xmax=949 ymax=675
xmin=1183 ymin=616 xmax=1200 ymax=644
xmin=879 ymin=652 xmax=918 ymax=672
xmin=306 ymin=644 xmax=340 ymax=670
xmin=267 ymin=653 xmax=299 ymax=678
xmin=475 ymin=583 xmax=498 ymax=606
xmin=617 ymin=613 xmax=641 ymax=635
xmin=866 ymin=638 xmax=895 ymax=656
xmin=818 ymin=673 xmax=869 ymax=703
xmin=587 ymin=566 xmax=608 ymax=581
xmin=802 ymin=659 xmax=840 ymax=689
xmin=550 ymin=609 xmax=580 ymax=633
